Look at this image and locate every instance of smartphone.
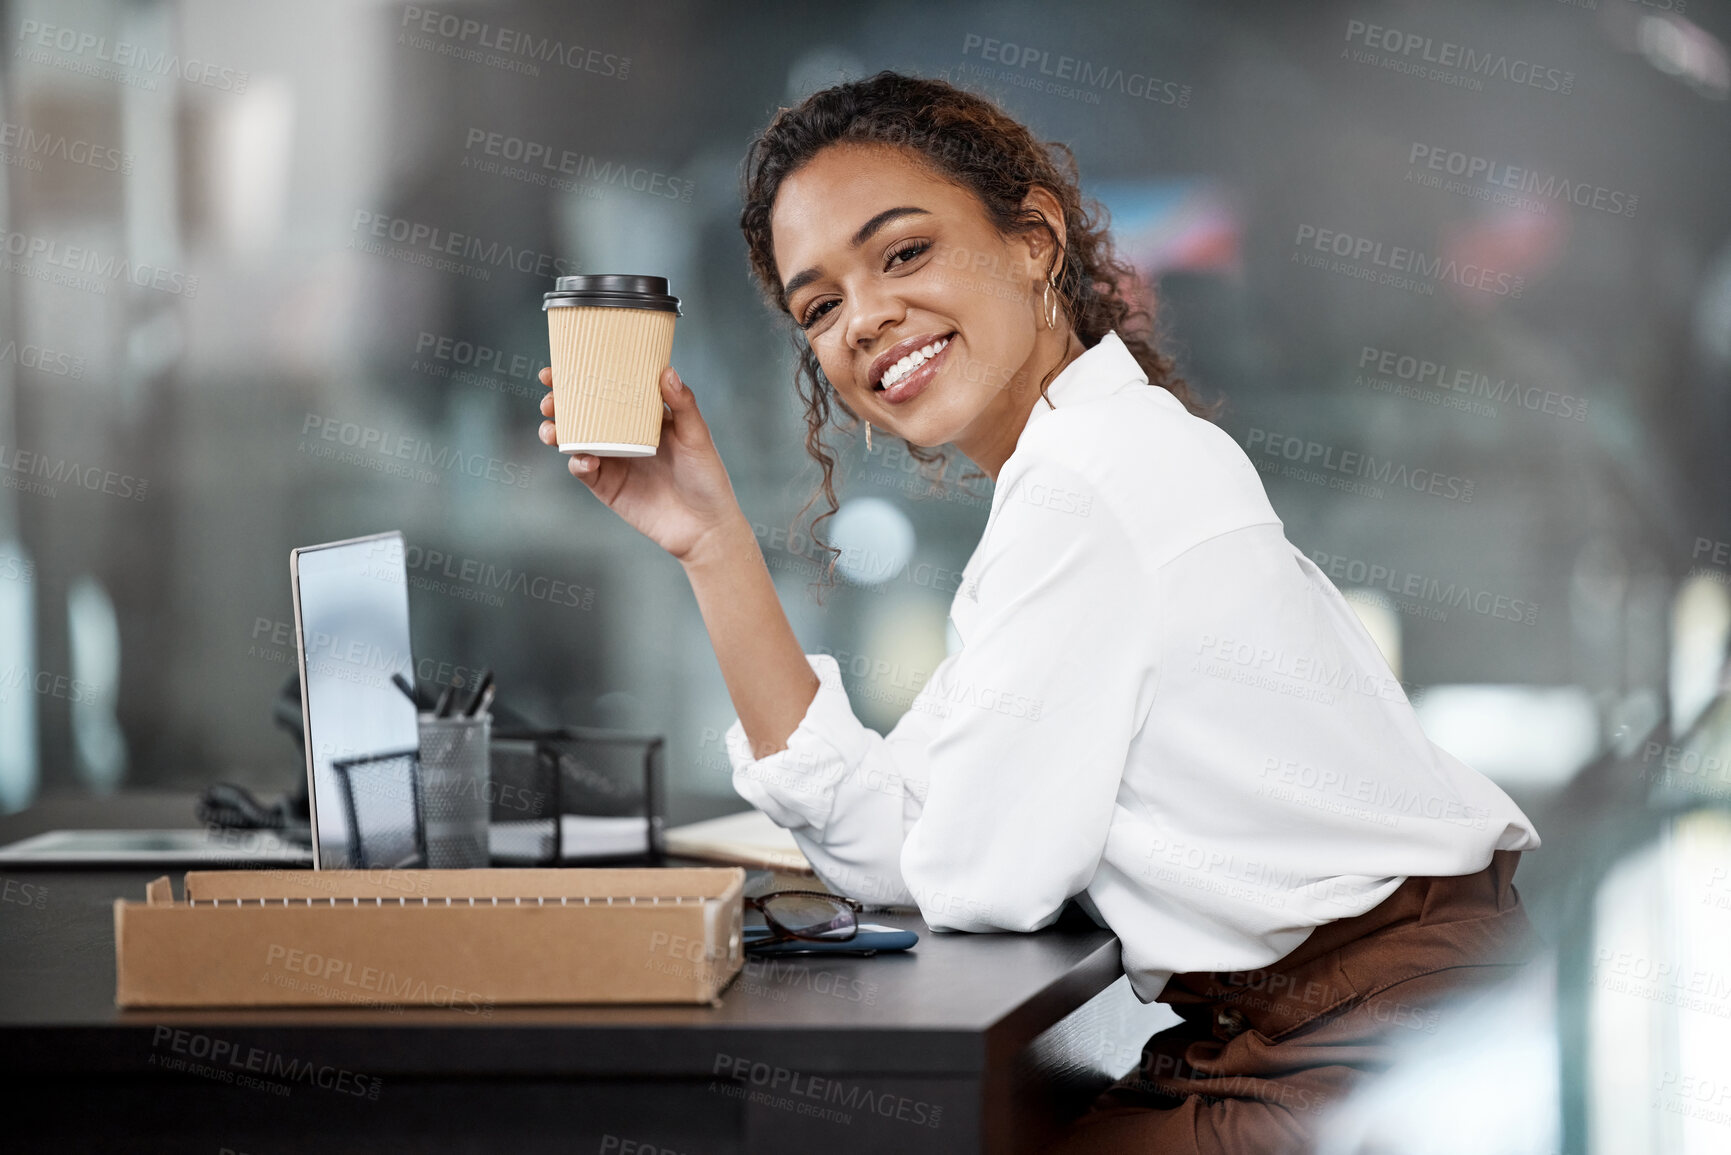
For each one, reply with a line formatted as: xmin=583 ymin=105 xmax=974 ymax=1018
xmin=742 ymin=922 xmax=918 ymax=957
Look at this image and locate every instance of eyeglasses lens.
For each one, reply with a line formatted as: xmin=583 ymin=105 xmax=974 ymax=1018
xmin=760 ymin=894 xmax=857 ymax=941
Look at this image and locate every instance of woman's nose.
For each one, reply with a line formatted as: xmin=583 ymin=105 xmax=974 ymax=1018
xmin=844 ymin=288 xmax=905 ymax=352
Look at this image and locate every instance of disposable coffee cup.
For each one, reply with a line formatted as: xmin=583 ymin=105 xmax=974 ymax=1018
xmin=543 ymin=274 xmax=681 ymax=457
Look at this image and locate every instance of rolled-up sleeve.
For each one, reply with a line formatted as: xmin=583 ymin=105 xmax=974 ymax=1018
xmin=726 ymin=650 xmax=950 ymax=908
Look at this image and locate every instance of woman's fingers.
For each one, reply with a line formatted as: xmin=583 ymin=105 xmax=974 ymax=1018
xmin=542 ymin=366 xmax=602 ymax=490
xmin=661 ymin=365 xmax=688 ymax=403
xmin=660 ymin=367 xmax=706 ymax=441
xmin=544 ymin=369 xmax=678 ymax=498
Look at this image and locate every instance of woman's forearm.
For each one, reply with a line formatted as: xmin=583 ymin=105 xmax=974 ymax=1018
xmin=680 ymin=513 xmax=821 ymax=760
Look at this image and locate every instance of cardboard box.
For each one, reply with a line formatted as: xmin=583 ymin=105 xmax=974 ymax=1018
xmin=114 ymin=867 xmax=745 ymax=1008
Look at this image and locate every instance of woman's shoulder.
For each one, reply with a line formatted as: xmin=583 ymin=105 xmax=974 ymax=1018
xmin=1005 ymin=386 xmax=1282 ymax=569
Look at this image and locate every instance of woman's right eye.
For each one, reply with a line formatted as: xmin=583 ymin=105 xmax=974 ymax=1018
xmin=799 ymin=299 xmax=838 ymax=329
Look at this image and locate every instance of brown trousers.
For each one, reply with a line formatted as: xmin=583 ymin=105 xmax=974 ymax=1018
xmin=1048 ymin=850 xmax=1541 ymax=1154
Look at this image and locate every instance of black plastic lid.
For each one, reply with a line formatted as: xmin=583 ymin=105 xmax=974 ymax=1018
xmin=543 ymin=274 xmax=681 ymax=314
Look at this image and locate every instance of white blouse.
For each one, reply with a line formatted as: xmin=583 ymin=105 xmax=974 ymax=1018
xmin=726 ymin=330 xmax=1540 ymax=1001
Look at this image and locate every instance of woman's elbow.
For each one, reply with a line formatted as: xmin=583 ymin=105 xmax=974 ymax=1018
xmin=903 ymin=867 xmax=1066 ymax=933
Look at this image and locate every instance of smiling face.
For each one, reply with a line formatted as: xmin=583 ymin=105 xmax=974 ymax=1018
xmin=770 ymin=142 xmax=1078 ymax=477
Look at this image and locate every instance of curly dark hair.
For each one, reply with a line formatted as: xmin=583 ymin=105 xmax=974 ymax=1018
xmin=739 ymin=70 xmax=1220 ymax=594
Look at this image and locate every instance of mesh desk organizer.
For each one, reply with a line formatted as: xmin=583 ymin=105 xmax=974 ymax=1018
xmin=331 ymin=726 xmax=665 ymax=869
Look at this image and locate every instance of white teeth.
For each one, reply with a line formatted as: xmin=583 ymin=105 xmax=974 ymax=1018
xmin=879 ymin=336 xmax=950 ymax=391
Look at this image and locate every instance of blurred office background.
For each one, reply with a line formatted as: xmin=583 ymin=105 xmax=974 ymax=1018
xmin=1 ymin=0 xmax=1729 ymax=1150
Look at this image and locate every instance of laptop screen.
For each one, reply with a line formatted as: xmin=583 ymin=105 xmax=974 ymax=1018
xmin=290 ymin=532 xmax=419 ymax=869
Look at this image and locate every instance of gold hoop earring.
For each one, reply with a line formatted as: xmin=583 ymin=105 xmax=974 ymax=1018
xmin=1042 ymin=278 xmax=1060 ymax=330
xmin=864 ymin=423 xmax=873 ymax=454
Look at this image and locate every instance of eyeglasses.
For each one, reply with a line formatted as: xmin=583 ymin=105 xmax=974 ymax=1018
xmin=744 ymin=890 xmax=863 ymax=945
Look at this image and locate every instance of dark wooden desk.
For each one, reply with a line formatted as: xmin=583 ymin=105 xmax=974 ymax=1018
xmin=0 ymin=794 xmax=1175 ymax=1154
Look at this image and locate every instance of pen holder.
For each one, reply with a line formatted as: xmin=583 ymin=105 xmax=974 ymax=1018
xmin=418 ymin=711 xmax=492 ymax=869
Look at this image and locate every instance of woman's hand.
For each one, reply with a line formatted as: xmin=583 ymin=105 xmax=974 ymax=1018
xmin=538 ymin=366 xmax=747 ymax=564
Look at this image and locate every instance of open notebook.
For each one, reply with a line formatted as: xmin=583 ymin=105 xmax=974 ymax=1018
xmin=663 ymin=808 xmax=815 ymax=876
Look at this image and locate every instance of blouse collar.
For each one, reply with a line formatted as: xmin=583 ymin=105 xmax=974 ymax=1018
xmin=1021 ymin=330 xmax=1150 ymax=436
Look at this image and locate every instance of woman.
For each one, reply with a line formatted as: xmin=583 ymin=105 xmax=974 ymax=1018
xmin=536 ymin=72 xmax=1541 ymax=1153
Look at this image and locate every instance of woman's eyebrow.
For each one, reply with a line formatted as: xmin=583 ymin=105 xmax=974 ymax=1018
xmin=782 ymin=206 xmax=932 ymax=302
xmin=850 ymin=205 xmax=929 ymax=247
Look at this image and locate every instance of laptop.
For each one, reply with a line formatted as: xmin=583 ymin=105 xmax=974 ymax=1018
xmin=0 ymin=529 xmax=655 ymax=869
xmin=290 ymin=530 xmax=422 ymax=869
xmin=0 ymin=827 xmax=311 ymax=867
xmin=292 ymin=530 xmax=656 ymax=868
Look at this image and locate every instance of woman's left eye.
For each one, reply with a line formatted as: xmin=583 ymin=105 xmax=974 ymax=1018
xmin=888 ymin=240 xmax=930 ymax=268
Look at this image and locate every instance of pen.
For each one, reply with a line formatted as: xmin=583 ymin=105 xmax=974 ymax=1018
xmin=391 ymin=673 xmax=419 ymax=708
xmin=433 ymin=677 xmax=461 ymax=718
xmin=462 ymin=669 xmax=493 ymax=717
xmin=466 ymin=683 xmax=495 ymax=719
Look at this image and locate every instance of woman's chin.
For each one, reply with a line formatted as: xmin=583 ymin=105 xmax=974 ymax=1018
xmin=866 ymin=391 xmax=977 ymax=451
xmin=882 ymin=417 xmax=954 ymax=451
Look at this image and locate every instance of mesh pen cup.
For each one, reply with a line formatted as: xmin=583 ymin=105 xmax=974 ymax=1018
xmin=418 ymin=712 xmax=492 ymax=869
xmin=544 ymin=274 xmax=681 ymax=457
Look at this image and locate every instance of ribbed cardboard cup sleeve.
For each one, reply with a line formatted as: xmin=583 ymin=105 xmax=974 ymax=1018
xmin=547 ymin=307 xmax=676 ymax=453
